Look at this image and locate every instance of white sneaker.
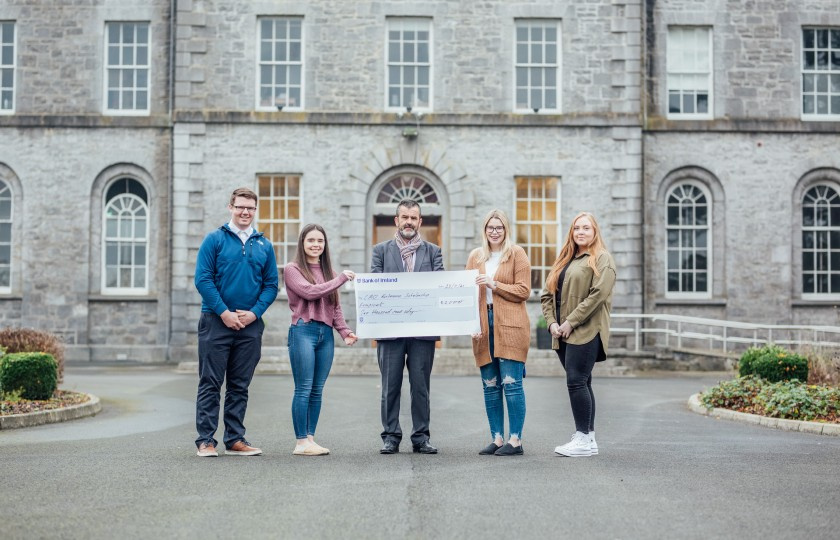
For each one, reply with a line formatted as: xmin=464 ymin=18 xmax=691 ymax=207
xmin=589 ymin=432 xmax=598 ymax=455
xmin=554 ymin=431 xmax=593 ymax=457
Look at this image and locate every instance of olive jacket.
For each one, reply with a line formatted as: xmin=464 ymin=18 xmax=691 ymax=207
xmin=466 ymin=244 xmax=532 ymax=367
xmin=539 ymin=251 xmax=616 ymax=358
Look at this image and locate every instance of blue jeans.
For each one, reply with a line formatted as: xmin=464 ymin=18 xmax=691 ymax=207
xmin=479 ymin=309 xmax=526 ymax=440
xmin=288 ymin=319 xmax=335 ymax=439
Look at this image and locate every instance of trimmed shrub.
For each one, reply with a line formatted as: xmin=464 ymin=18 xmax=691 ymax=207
xmin=737 ymin=347 xmax=764 ymax=378
xmin=0 ymin=352 xmax=58 ymax=400
xmin=737 ymin=344 xmax=808 ymax=383
xmin=0 ymin=327 xmax=65 ymax=383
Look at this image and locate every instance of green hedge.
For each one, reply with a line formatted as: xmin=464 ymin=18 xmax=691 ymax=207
xmin=0 ymin=352 xmax=58 ymax=400
xmin=738 ymin=345 xmax=809 ymax=383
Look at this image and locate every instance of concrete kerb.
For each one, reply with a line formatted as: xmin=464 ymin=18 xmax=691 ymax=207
xmin=687 ymin=393 xmax=840 ymax=437
xmin=0 ymin=393 xmax=102 ymax=430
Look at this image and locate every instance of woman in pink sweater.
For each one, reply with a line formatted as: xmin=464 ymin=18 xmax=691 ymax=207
xmin=284 ymin=224 xmax=357 ymax=456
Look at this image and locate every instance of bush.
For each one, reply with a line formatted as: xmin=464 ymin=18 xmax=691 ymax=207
xmin=755 ymin=380 xmax=840 ymax=421
xmin=0 ymin=352 xmax=58 ymax=400
xmin=701 ymin=376 xmax=840 ymax=422
xmin=700 ymin=375 xmax=766 ymax=412
xmin=0 ymin=327 xmax=65 ymax=383
xmin=737 ymin=344 xmax=808 ymax=383
xmin=536 ymin=315 xmax=548 ymax=329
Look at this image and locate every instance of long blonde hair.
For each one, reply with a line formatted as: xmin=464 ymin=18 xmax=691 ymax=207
xmin=545 ymin=212 xmax=607 ymax=294
xmin=471 ymin=209 xmax=514 ymax=265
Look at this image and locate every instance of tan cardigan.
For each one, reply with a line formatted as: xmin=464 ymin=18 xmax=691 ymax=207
xmin=465 ymin=244 xmax=532 ymax=367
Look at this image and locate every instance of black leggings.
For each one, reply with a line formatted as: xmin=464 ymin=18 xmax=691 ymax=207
xmin=556 ymin=334 xmax=603 ymax=434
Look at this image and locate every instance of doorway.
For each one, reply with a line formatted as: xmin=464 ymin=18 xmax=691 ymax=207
xmin=372 ymin=215 xmax=442 ymax=248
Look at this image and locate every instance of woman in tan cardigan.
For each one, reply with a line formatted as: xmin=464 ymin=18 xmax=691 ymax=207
xmin=466 ymin=209 xmax=532 ymax=456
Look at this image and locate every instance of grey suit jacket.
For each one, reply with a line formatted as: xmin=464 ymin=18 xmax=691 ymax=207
xmin=370 ymin=238 xmax=445 ymax=340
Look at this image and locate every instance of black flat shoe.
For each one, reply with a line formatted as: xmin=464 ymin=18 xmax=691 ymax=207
xmin=380 ymin=441 xmax=399 ymax=454
xmin=494 ymin=443 xmax=523 ymax=456
xmin=479 ymin=442 xmax=502 ymax=455
xmin=412 ymin=441 xmax=438 ymax=454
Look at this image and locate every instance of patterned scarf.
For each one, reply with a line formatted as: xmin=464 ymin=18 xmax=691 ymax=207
xmin=394 ymin=231 xmax=423 ymax=272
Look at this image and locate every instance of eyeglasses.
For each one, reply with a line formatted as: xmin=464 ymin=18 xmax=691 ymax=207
xmin=233 ymin=205 xmax=257 ymax=213
xmin=485 ymin=226 xmax=505 ymax=233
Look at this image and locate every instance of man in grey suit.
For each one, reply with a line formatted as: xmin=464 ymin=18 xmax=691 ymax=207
xmin=371 ymin=199 xmax=444 ymax=455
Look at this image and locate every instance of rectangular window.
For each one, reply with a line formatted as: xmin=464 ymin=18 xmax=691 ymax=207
xmin=257 ymin=174 xmax=302 ymax=286
xmin=514 ymin=20 xmax=560 ymax=113
xmin=667 ymin=26 xmax=712 ymax=119
xmin=802 ymin=28 xmax=840 ymax=120
xmin=257 ymin=17 xmax=303 ymax=111
xmin=514 ymin=176 xmax=559 ymax=290
xmin=386 ymin=18 xmax=432 ymax=111
xmin=104 ymin=22 xmax=150 ymax=115
xmin=0 ymin=22 xmax=14 ymax=113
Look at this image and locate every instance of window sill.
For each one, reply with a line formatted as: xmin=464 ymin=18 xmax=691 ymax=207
xmin=792 ymin=299 xmax=840 ymax=307
xmin=89 ymin=294 xmax=158 ymax=302
xmin=655 ymin=298 xmax=727 ymax=307
xmin=0 ymin=294 xmax=23 ymax=300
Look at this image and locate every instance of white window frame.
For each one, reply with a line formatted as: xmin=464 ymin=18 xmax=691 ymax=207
xmin=255 ymin=17 xmax=304 ymax=112
xmin=0 ymin=180 xmax=12 ymax=293
xmin=665 ymin=181 xmax=712 ymax=299
xmin=513 ymin=176 xmax=560 ymax=292
xmin=801 ymin=184 xmax=840 ymax=300
xmin=256 ymin=174 xmax=303 ymax=292
xmin=513 ymin=19 xmax=561 ymax=114
xmin=103 ymin=21 xmax=151 ymax=116
xmin=801 ymin=27 xmax=840 ymax=121
xmin=102 ymin=182 xmax=149 ymax=295
xmin=0 ymin=21 xmax=15 ymax=114
xmin=385 ymin=18 xmax=433 ymax=113
xmin=666 ymin=26 xmax=713 ymax=120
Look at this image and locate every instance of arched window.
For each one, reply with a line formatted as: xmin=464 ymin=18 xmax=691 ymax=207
xmin=802 ymin=184 xmax=840 ymax=296
xmin=376 ymin=174 xmax=439 ymax=204
xmin=103 ymin=178 xmax=148 ymax=293
xmin=666 ymin=182 xmax=710 ymax=297
xmin=0 ymin=180 xmax=11 ymax=292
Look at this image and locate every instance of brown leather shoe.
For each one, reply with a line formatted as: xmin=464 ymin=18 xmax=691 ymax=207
xmin=227 ymin=440 xmax=262 ymax=456
xmin=196 ymin=442 xmax=218 ymax=457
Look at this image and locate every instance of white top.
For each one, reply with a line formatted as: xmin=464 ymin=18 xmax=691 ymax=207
xmin=228 ymin=221 xmax=254 ymax=245
xmin=485 ymin=251 xmax=502 ymax=305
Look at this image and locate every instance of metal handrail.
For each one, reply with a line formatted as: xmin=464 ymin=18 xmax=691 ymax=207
xmin=609 ymin=313 xmax=840 ymax=355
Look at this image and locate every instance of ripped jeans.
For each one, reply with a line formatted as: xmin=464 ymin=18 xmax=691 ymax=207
xmin=479 ymin=309 xmax=526 ymax=440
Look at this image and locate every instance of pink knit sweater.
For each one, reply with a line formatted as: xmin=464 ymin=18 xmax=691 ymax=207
xmin=284 ymin=263 xmax=352 ymax=338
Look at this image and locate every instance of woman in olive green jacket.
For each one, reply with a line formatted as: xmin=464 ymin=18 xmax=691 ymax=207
xmin=540 ymin=212 xmax=616 ymax=458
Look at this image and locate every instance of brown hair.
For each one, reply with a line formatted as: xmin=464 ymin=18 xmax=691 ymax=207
xmin=292 ymin=223 xmax=338 ymax=305
xmin=545 ymin=212 xmax=607 ymax=294
xmin=229 ymin=187 xmax=258 ymax=206
xmin=396 ymin=199 xmax=421 ymax=216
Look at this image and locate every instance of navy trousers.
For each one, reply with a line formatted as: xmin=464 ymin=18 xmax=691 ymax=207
xmin=195 ymin=312 xmax=264 ymax=449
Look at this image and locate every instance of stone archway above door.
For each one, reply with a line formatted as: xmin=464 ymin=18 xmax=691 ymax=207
xmin=339 ymin=144 xmax=475 ymax=271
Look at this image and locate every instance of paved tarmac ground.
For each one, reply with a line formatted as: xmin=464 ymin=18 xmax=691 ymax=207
xmin=1 ymin=366 xmax=839 ymax=540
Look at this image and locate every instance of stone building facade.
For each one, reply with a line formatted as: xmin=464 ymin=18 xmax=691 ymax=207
xmin=0 ymin=1 xmax=836 ymax=362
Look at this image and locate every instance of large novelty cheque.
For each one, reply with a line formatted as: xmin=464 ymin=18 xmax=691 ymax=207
xmin=353 ymin=270 xmax=480 ymax=339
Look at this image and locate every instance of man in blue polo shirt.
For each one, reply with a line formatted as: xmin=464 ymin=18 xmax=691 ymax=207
xmin=193 ymin=187 xmax=278 ymax=457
